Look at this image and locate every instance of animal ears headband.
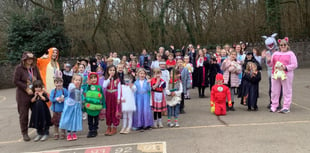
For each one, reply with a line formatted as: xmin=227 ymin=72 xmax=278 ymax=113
xmin=261 ymin=33 xmax=278 ymax=39
xmin=278 ymin=37 xmax=289 ymax=43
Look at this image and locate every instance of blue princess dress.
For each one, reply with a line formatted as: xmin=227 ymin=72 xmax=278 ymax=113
xmin=59 ymin=83 xmax=83 ymax=131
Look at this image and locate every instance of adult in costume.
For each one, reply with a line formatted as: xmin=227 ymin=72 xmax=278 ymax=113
xmin=14 ymin=51 xmax=42 ymax=141
xmin=37 ymin=47 xmax=60 ymax=97
xmin=262 ymin=33 xmax=282 ymax=109
xmin=267 ymin=37 xmax=298 ymax=113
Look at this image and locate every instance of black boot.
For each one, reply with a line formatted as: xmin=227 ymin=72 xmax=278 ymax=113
xmin=92 ymin=130 xmax=98 ymax=137
xmin=87 ymin=131 xmax=94 ymax=138
xmin=230 ymin=102 xmax=235 ymax=111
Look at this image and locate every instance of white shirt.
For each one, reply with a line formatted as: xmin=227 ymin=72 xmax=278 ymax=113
xmin=151 ymin=61 xmax=160 ymax=69
xmin=139 ymin=80 xmax=144 ymax=88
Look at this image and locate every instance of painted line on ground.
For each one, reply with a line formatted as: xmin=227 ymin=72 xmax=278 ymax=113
xmin=162 ymin=120 xmax=310 ymax=130
xmin=24 ymin=141 xmax=167 ymax=153
xmin=292 ymin=102 xmax=310 ymax=111
xmin=1 ymin=120 xmax=310 ymax=145
xmin=16 ymin=129 xmax=36 ymax=142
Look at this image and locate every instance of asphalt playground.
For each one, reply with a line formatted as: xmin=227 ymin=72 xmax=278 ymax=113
xmin=0 ymin=68 xmax=310 ymax=153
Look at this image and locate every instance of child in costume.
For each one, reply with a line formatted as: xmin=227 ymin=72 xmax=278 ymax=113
xmin=62 ymin=63 xmax=73 ymax=89
xmin=221 ymin=50 xmax=242 ymax=111
xmin=133 ymin=68 xmax=153 ymax=130
xmin=59 ymin=74 xmax=83 ymax=141
xmin=195 ymin=49 xmax=209 ymax=98
xmin=166 ymin=53 xmax=176 ymax=71
xmin=166 ymin=69 xmax=183 ymax=127
xmin=210 ymin=74 xmax=232 ymax=116
xmin=267 ymin=37 xmax=298 ymax=113
xmin=118 ymin=75 xmax=137 ymax=134
xmin=50 ymin=74 xmax=68 ymax=140
xmin=77 ymin=63 xmax=88 ymax=120
xmin=150 ymin=68 xmax=167 ymax=128
xmin=96 ymin=66 xmax=106 ymax=120
xmin=176 ymin=59 xmax=191 ymax=114
xmin=103 ymin=65 xmax=121 ymax=136
xmin=29 ymin=80 xmax=52 ymax=142
xmin=183 ymin=55 xmax=193 ymax=99
xmin=242 ymin=62 xmax=261 ymax=111
xmin=160 ymin=60 xmax=170 ymax=86
xmin=209 ymin=57 xmax=221 ymax=91
xmin=84 ymin=72 xmax=106 ymax=138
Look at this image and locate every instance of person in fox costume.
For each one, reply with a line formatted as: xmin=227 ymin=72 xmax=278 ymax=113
xmin=37 ymin=47 xmax=60 ymax=107
xmin=210 ymin=73 xmax=232 ymax=116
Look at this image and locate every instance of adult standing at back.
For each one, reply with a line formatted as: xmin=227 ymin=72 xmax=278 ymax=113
xmin=14 ymin=51 xmax=42 ymax=141
xmin=37 ymin=47 xmax=60 ymax=96
xmin=267 ymin=37 xmax=298 ymax=113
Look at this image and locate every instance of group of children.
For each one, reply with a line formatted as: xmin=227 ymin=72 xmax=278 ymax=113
xmin=28 ymin=43 xmax=265 ymax=142
xmin=29 ymin=57 xmax=190 ymax=142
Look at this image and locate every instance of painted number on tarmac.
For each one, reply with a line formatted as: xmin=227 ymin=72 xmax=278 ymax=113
xmin=37 ymin=142 xmax=165 ymax=153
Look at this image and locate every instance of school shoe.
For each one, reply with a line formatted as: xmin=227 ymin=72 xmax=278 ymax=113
xmin=158 ymin=120 xmax=164 ymax=128
xmin=34 ymin=135 xmax=42 ymax=142
xmin=60 ymin=134 xmax=66 ymax=140
xmin=23 ymin=134 xmax=31 ymax=141
xmin=54 ymin=134 xmax=59 ymax=140
xmin=229 ymin=102 xmax=235 ymax=111
xmin=174 ymin=122 xmax=180 ymax=127
xmin=279 ymin=109 xmax=290 ymax=114
xmin=72 ymin=133 xmax=78 ymax=140
xmin=40 ymin=135 xmax=48 ymax=141
xmin=110 ymin=127 xmax=117 ymax=135
xmin=104 ymin=127 xmax=111 ymax=136
xmin=180 ymin=110 xmax=186 ymax=114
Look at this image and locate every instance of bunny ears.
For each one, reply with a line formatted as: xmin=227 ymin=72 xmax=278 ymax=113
xmin=278 ymin=37 xmax=289 ymax=43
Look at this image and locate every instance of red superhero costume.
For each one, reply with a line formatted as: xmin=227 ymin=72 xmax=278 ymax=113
xmin=210 ymin=74 xmax=232 ymax=116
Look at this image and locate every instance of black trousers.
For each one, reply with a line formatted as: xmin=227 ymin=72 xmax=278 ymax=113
xmin=88 ymin=115 xmax=99 ymax=131
xmin=37 ymin=127 xmax=49 ymax=135
xmin=180 ymin=93 xmax=185 ymax=111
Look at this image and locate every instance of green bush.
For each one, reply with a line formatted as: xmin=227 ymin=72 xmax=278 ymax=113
xmin=7 ymin=14 xmax=70 ymax=63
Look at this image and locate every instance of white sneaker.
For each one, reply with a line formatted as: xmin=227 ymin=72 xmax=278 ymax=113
xmin=83 ymin=112 xmax=87 ymax=120
xmin=167 ymin=122 xmax=174 ymax=127
xmin=175 ymin=122 xmax=180 ymax=127
xmin=158 ymin=120 xmax=164 ymax=128
xmin=34 ymin=135 xmax=42 ymax=142
xmin=40 ymin=135 xmax=48 ymax=141
xmin=153 ymin=120 xmax=158 ymax=128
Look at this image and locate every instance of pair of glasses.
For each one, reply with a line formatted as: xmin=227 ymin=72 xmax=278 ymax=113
xmin=280 ymin=44 xmax=287 ymax=47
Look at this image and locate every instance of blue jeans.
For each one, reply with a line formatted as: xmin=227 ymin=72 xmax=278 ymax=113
xmin=167 ymin=104 xmax=180 ymax=119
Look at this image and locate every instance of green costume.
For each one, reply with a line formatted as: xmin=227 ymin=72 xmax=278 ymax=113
xmin=84 ymin=84 xmax=106 ymax=116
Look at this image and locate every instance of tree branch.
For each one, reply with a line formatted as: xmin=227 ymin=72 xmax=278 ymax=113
xmin=29 ymin=0 xmax=57 ymax=14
